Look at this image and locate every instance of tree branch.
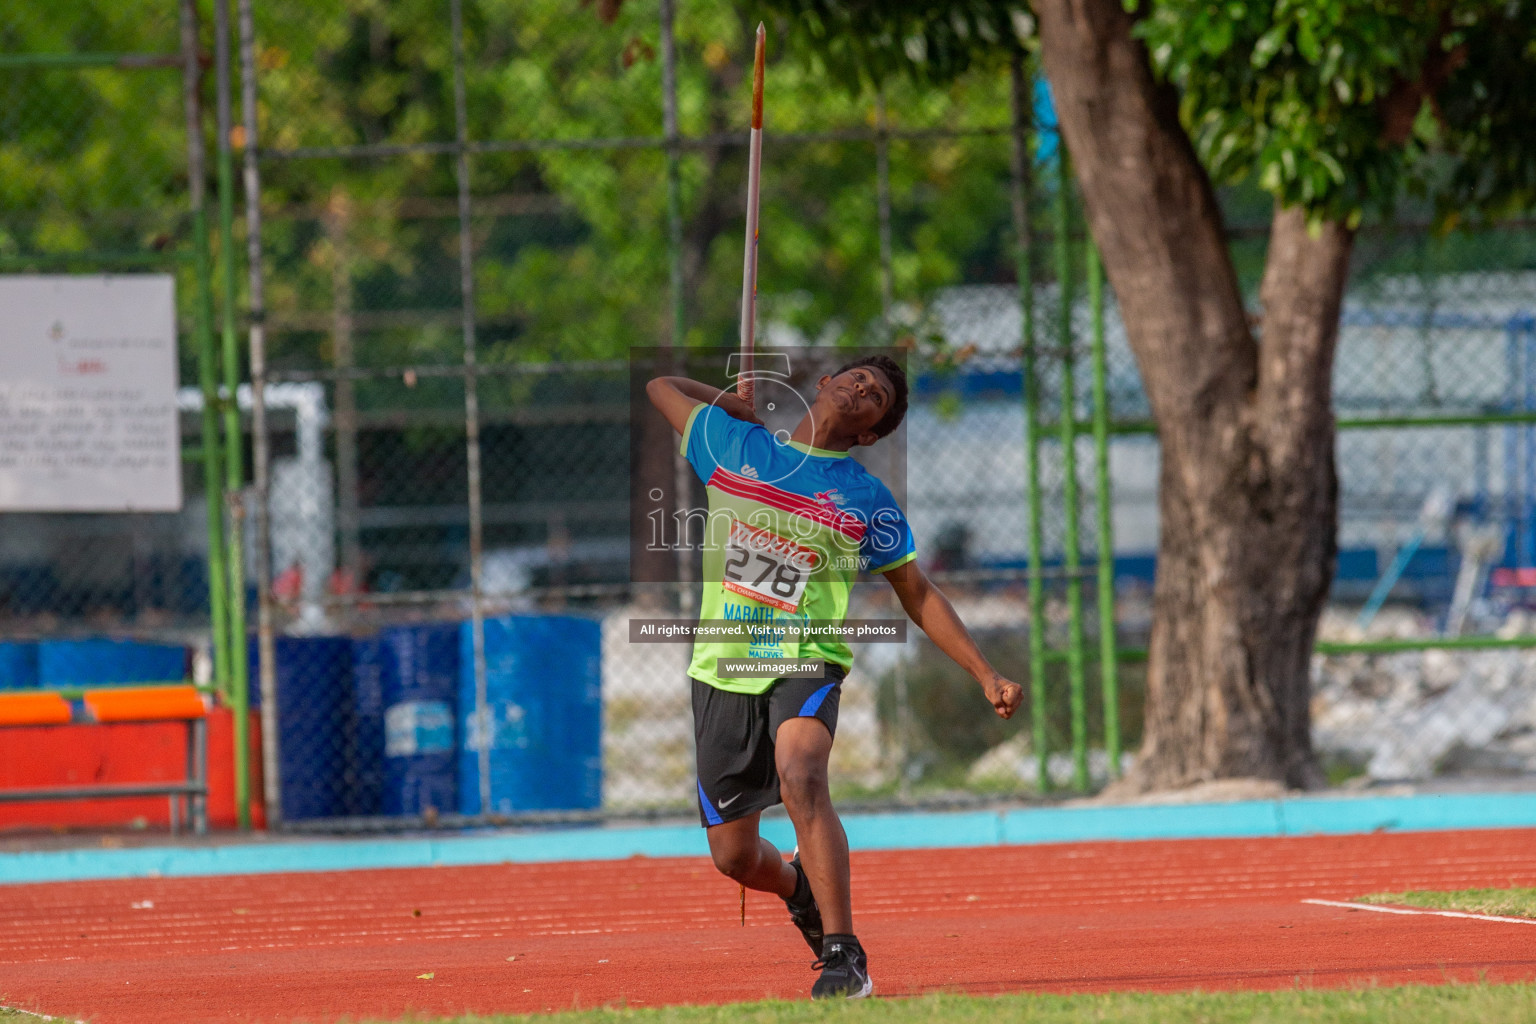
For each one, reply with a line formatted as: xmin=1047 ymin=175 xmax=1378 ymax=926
xmin=1378 ymin=11 xmax=1469 ymax=146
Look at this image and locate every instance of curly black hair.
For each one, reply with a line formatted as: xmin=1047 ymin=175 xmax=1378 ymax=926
xmin=831 ymin=354 xmax=908 ymax=439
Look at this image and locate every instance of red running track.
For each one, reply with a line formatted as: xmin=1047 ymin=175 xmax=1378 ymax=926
xmin=5 ymin=829 xmax=1536 ymax=1023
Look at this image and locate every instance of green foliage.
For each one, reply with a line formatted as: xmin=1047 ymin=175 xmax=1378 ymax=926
xmin=1136 ymin=0 xmax=1536 ymax=223
xmin=2 ymin=0 xmax=1027 ymax=371
xmin=0 ymin=8 xmax=185 ymax=259
xmin=763 ymin=0 xmax=1536 ymax=227
xmin=757 ymin=0 xmax=1032 ymax=93
xmin=15 ymin=0 xmax=1527 ymax=381
xmin=1431 ymin=6 xmax=1536 ymax=219
xmin=229 ymin=0 xmax=1012 ymax=372
xmin=1139 ymin=0 xmax=1422 ymax=218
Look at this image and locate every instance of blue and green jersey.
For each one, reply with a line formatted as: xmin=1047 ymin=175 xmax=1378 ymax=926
xmin=681 ymin=402 xmax=916 ymax=694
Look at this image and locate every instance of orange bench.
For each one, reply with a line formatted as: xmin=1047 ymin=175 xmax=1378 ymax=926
xmin=0 ymin=685 xmax=210 ymax=834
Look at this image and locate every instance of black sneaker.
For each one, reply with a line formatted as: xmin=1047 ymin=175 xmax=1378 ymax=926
xmin=782 ymin=849 xmax=823 ymax=956
xmin=811 ymin=939 xmax=872 ymax=999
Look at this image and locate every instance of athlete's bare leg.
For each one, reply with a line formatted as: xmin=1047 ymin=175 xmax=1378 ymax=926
xmin=774 ymin=716 xmax=851 ymax=935
xmin=705 ymin=811 xmax=799 ymax=899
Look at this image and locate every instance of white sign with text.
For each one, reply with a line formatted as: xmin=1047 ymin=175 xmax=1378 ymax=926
xmin=0 ymin=275 xmax=182 ymax=512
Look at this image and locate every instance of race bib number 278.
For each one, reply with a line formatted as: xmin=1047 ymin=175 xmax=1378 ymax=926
xmin=720 ymin=520 xmax=819 ymax=613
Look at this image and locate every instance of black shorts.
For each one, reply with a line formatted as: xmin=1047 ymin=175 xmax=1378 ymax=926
xmin=692 ymin=664 xmax=846 ymax=828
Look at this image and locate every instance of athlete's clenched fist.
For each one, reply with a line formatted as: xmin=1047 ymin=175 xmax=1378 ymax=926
xmin=983 ymin=674 xmax=1024 ymax=719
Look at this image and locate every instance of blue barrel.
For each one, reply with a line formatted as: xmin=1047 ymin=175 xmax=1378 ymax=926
xmin=37 ymin=638 xmax=186 ymax=687
xmin=0 ymin=642 xmax=39 ymax=689
xmin=378 ymin=623 xmax=460 ymax=816
xmin=346 ymin=635 xmax=387 ymax=817
xmin=257 ymin=636 xmax=353 ymax=821
xmin=458 ymin=615 xmax=602 ymax=815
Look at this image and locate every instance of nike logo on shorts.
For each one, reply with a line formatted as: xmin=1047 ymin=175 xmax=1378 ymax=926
xmin=718 ymin=793 xmax=742 ymax=808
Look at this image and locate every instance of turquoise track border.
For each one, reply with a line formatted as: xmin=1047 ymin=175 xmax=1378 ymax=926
xmin=5 ymin=791 xmax=1536 ymax=885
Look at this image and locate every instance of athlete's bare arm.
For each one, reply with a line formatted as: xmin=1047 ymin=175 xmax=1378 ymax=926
xmin=646 ymin=376 xmax=762 ymax=435
xmin=882 ymin=560 xmax=1024 ymax=719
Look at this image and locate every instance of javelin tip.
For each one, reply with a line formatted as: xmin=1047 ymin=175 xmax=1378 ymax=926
xmin=751 ymin=25 xmax=766 ymax=130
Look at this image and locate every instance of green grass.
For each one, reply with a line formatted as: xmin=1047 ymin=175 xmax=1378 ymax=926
xmin=1361 ymin=888 xmax=1536 ymax=919
xmin=9 ymin=984 xmax=1536 ymax=1023
xmin=354 ymin=985 xmax=1536 ymax=1024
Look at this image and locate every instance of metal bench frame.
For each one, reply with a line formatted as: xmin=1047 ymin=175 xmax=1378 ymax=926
xmin=0 ymin=688 xmax=209 ymax=835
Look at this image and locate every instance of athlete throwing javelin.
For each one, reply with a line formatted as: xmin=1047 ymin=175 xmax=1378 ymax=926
xmin=647 ymin=355 xmax=1023 ymax=1000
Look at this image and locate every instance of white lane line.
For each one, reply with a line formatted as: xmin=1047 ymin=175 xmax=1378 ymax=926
xmin=1303 ymin=897 xmax=1536 ymax=926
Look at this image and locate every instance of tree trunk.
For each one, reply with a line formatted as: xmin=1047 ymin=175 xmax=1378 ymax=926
xmin=1033 ymin=0 xmax=1354 ymax=790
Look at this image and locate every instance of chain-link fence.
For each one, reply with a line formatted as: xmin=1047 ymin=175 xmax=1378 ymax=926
xmin=5 ymin=0 xmax=1536 ymax=832
xmin=0 ymin=3 xmax=226 ymax=691
xmin=232 ymin=0 xmax=1057 ymax=827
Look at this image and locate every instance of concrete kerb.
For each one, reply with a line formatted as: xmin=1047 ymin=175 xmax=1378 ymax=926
xmin=5 ymin=790 xmax=1536 ymax=885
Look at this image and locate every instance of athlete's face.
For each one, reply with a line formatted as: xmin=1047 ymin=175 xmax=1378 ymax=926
xmin=815 ymin=365 xmax=894 ymax=443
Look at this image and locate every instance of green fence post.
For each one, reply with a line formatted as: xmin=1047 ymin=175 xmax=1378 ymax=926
xmin=660 ymin=0 xmax=684 ymax=354
xmin=1009 ymin=56 xmax=1051 ymax=792
xmin=214 ymin=0 xmax=251 ymax=829
xmin=449 ymin=0 xmax=493 ymax=817
xmin=181 ymin=0 xmax=231 ymax=706
xmin=1055 ymin=149 xmax=1088 ymax=792
xmin=1087 ymin=243 xmax=1121 ymax=778
xmin=237 ymin=0 xmax=282 ymax=829
xmin=659 ymin=0 xmax=696 ymax=613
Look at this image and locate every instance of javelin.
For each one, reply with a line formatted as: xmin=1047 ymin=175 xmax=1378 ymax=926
xmin=737 ymin=23 xmax=765 ymax=408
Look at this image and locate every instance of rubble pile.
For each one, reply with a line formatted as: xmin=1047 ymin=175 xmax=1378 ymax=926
xmin=1312 ymin=608 xmax=1536 ymax=780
